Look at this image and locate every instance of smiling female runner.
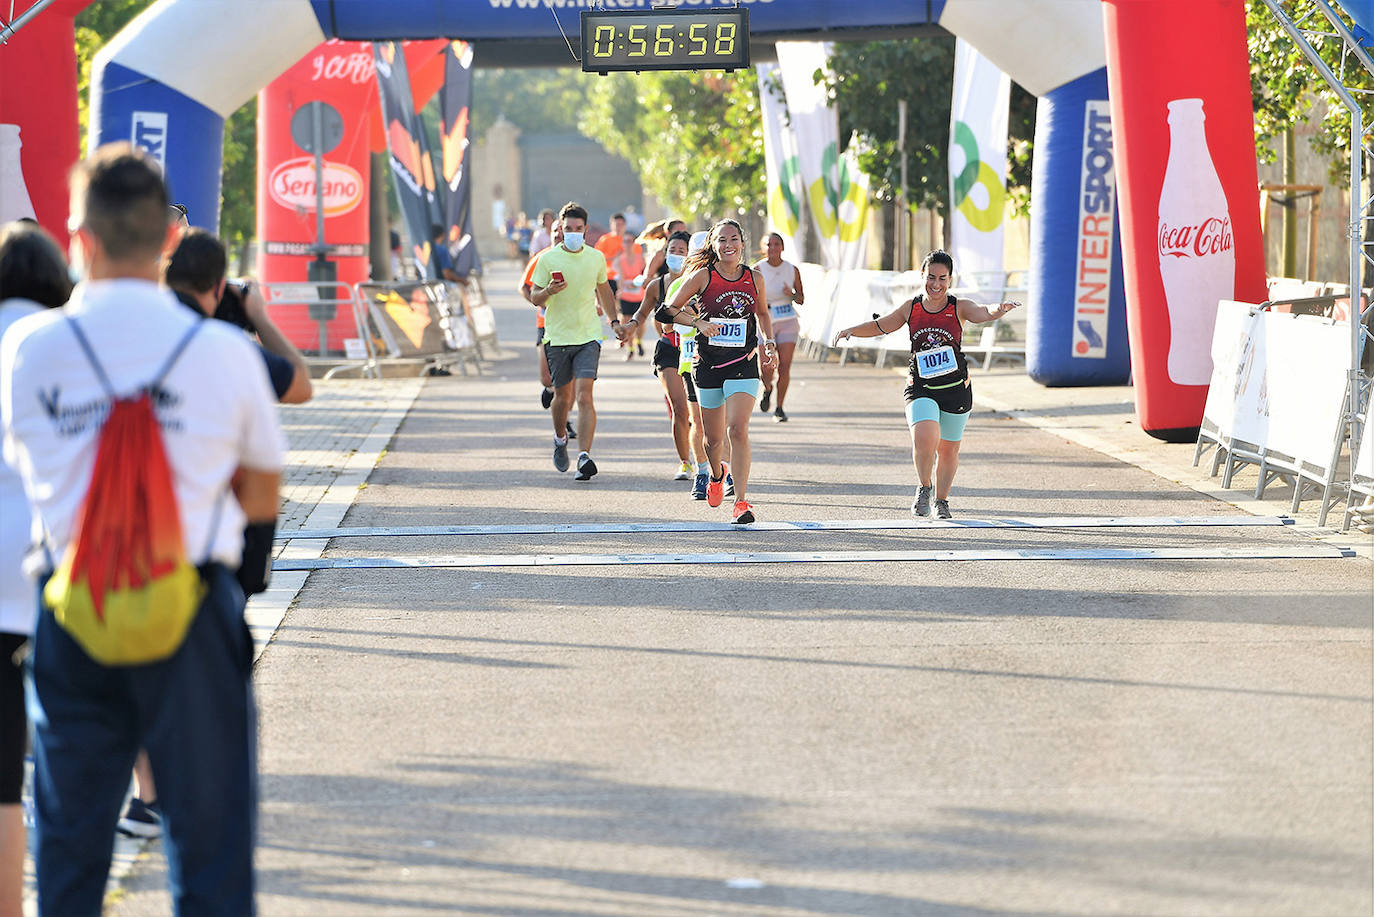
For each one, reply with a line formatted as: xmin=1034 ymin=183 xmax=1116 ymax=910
xmin=832 ymin=250 xmax=1018 ymax=519
xmin=664 ymin=220 xmax=775 ymax=524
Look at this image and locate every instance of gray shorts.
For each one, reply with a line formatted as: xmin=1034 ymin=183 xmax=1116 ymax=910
xmin=544 ymin=340 xmax=601 ymax=389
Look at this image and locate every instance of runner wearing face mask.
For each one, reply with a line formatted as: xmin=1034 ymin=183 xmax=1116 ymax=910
xmin=660 ymin=231 xmax=729 ymax=500
xmin=621 ymin=231 xmax=702 ymax=481
xmin=664 ymin=220 xmax=775 ymax=524
xmin=530 ymin=202 xmax=619 ymax=481
xmin=832 ymin=250 xmax=1018 ymax=518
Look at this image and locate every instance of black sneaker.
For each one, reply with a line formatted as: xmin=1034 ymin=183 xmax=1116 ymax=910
xmin=117 ymin=798 xmax=162 ymax=839
xmin=553 ymin=440 xmax=570 ymax=473
xmin=913 ymin=485 xmax=932 ymax=517
xmin=934 ymin=499 xmax=952 ymax=520
xmin=691 ymin=471 xmax=709 ymax=500
xmin=759 ymin=388 xmax=772 ymax=413
xmin=773 ymin=407 xmax=788 ymax=423
xmin=566 ymin=421 xmax=577 ymax=440
xmin=724 ymin=473 xmax=735 ymax=498
xmin=540 ymin=387 xmax=554 ymax=410
xmin=575 ymin=453 xmax=598 ymax=481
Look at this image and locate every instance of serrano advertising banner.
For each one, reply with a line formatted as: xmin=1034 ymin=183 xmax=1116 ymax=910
xmin=948 ymin=38 xmax=1010 ymax=290
xmin=439 ymin=40 xmax=481 ymax=278
xmin=756 ymin=62 xmax=806 ymax=257
xmin=373 ymin=41 xmax=445 ymax=282
xmin=258 ymin=40 xmax=377 ymax=351
xmin=775 ymin=41 xmax=869 ymax=271
xmin=1103 ymin=0 xmax=1267 ymax=440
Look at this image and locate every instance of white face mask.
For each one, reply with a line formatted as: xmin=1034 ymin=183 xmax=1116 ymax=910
xmin=563 ymin=231 xmax=585 ymax=251
xmin=665 ymin=253 xmax=686 ymax=273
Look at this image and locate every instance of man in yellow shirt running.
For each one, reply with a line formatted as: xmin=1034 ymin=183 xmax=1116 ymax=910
xmin=530 ymin=202 xmax=618 ymax=480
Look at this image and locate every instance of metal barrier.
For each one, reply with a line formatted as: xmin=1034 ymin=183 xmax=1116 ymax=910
xmin=258 ymin=280 xmax=377 ymax=378
xmin=435 ymin=277 xmax=502 ymax=360
xmin=353 ymin=281 xmax=483 ymax=378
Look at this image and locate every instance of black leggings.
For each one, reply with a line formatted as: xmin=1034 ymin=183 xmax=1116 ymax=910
xmin=1 ymin=631 xmax=27 ymax=803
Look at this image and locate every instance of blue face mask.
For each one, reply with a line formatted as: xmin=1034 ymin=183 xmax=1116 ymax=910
xmin=665 ymin=253 xmax=686 ymax=273
xmin=563 ymin=231 xmax=585 ymax=251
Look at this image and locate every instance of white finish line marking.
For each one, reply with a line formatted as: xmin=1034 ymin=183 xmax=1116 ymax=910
xmin=273 ymin=543 xmax=1353 ymax=571
xmin=277 ymin=515 xmax=1295 ymax=541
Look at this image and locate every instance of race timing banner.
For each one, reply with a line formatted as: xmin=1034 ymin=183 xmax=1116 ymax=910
xmin=948 ymin=38 xmax=1011 ymax=291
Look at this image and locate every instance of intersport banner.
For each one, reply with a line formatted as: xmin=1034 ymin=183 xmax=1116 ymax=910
xmin=1103 ymin=0 xmax=1267 ymax=441
xmin=439 ymin=41 xmax=481 ymax=277
xmin=756 ymin=62 xmax=805 ymax=257
xmin=373 ymin=41 xmax=444 ymax=281
xmin=948 ymin=38 xmax=1010 ymax=291
xmin=775 ymin=41 xmax=869 ymax=271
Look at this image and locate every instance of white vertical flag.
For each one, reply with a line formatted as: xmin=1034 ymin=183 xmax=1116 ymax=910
xmin=948 ymin=38 xmax=1011 ymax=290
xmin=776 ymin=41 xmax=869 ymax=270
xmin=756 ymin=63 xmax=805 ymax=256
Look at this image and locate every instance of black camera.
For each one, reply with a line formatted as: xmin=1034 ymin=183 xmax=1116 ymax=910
xmin=215 ymin=281 xmax=259 ymax=335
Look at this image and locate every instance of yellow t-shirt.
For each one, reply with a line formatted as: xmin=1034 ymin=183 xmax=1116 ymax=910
xmin=531 ymin=244 xmax=609 ymax=346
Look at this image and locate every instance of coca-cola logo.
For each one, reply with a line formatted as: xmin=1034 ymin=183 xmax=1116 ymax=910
xmin=309 ymin=50 xmax=375 ymax=85
xmin=1159 ymin=216 xmax=1233 ymax=259
xmin=269 ymin=157 xmax=364 ymax=217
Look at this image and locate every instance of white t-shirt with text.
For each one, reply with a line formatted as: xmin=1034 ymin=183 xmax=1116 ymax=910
xmin=1 ymin=279 xmax=285 ymax=573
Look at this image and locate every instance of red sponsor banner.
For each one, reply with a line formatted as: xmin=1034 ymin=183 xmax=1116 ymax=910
xmin=1102 ymin=0 xmax=1267 ymax=440
xmin=257 ymin=40 xmax=377 ymax=351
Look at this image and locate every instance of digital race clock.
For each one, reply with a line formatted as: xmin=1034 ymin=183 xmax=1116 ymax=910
xmin=580 ymin=8 xmax=750 ymax=74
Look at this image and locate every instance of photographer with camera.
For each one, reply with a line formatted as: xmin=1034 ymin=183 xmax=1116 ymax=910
xmin=165 ymin=228 xmax=312 ymax=404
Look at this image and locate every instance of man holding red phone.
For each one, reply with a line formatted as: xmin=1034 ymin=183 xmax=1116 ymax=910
xmin=530 ymin=202 xmax=618 ymax=480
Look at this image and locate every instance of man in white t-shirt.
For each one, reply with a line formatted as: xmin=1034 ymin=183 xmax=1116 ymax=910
xmin=0 ymin=144 xmax=283 ymax=914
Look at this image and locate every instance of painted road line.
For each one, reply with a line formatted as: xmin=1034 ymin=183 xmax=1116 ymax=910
xmin=276 ymin=515 xmax=1296 ymax=541
xmin=274 ymin=543 xmax=1354 ymax=571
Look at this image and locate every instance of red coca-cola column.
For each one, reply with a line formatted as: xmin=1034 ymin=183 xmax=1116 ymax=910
xmin=1102 ymin=0 xmax=1267 ymax=441
xmin=0 ymin=1 xmax=90 ymax=239
xmin=258 ymin=41 xmax=378 ymax=352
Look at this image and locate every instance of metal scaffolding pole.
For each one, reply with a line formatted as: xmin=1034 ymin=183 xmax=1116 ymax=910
xmin=0 ymin=0 xmax=59 ymax=43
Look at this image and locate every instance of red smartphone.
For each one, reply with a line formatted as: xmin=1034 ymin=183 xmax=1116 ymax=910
xmin=551 ymin=271 xmax=564 ymax=283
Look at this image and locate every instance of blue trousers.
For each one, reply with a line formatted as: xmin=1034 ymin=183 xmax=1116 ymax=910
xmin=26 ymin=564 xmax=256 ymax=916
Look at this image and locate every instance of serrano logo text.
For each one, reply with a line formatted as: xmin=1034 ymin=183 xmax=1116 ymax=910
xmin=269 ymin=157 xmax=364 ymax=217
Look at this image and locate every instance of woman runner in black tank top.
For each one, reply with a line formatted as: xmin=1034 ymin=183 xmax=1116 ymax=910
xmin=831 ymin=250 xmax=1019 ymax=519
xmin=622 ymin=231 xmax=704 ymax=482
xmin=664 ymin=220 xmax=776 ymax=525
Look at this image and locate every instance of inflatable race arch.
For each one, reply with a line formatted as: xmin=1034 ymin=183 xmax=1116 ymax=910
xmin=6 ymin=0 xmax=1288 ymax=438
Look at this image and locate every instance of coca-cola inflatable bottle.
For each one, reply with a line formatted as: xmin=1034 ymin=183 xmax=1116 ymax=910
xmin=1156 ymin=98 xmax=1234 ymax=386
xmin=0 ymin=124 xmax=37 ymax=225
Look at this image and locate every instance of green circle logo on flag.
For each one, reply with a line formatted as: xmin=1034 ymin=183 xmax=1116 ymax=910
xmin=810 ymin=142 xmax=868 ymax=243
xmin=951 ymin=120 xmax=1005 ymax=233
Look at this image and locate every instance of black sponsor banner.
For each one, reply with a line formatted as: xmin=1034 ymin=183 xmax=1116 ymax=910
xmin=372 ymin=41 xmax=442 ymax=281
xmin=440 ymin=40 xmax=481 ymax=277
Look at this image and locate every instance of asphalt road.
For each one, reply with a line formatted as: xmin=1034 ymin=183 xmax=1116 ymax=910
xmin=114 ymin=262 xmax=1373 ymax=916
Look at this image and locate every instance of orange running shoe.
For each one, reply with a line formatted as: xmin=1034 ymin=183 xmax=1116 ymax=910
xmin=732 ymin=500 xmax=755 ymax=525
xmin=706 ymin=462 xmax=729 ymax=507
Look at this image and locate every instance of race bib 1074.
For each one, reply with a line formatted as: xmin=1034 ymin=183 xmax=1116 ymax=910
xmin=914 ymin=345 xmax=958 ymax=379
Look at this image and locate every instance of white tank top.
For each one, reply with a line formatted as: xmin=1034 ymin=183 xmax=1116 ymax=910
xmin=754 ymin=258 xmax=798 ymax=311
